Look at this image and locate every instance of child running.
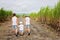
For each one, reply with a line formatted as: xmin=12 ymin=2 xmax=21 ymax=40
xmin=12 ymin=13 xmax=18 ymax=36
xmin=25 ymin=16 xmax=31 ymax=35
xmin=18 ymin=22 xmax=24 ymax=36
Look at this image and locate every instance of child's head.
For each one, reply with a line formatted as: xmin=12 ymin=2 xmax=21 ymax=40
xmin=13 ymin=13 xmax=16 ymax=16
xmin=19 ymin=22 xmax=23 ymax=24
xmin=25 ymin=16 xmax=30 ymax=17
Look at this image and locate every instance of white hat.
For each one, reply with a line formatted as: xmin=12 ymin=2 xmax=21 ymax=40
xmin=20 ymin=22 xmax=22 ymax=24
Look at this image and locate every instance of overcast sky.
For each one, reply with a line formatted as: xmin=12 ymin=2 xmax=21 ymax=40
xmin=0 ymin=0 xmax=59 ymax=13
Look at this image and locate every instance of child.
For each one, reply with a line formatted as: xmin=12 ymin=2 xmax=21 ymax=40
xmin=12 ymin=13 xmax=18 ymax=36
xmin=18 ymin=22 xmax=24 ymax=36
xmin=25 ymin=16 xmax=31 ymax=35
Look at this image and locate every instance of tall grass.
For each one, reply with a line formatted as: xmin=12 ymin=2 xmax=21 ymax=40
xmin=29 ymin=1 xmax=60 ymax=31
xmin=0 ymin=8 xmax=12 ymax=22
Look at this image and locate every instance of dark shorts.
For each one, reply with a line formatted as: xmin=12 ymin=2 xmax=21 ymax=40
xmin=12 ymin=25 xmax=17 ymax=30
xmin=26 ymin=24 xmax=30 ymax=29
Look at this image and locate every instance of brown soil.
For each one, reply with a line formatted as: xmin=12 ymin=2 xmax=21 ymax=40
xmin=0 ymin=18 xmax=60 ymax=40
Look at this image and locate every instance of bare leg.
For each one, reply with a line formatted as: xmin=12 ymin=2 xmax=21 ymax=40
xmin=27 ymin=28 xmax=30 ymax=35
xmin=15 ymin=29 xmax=18 ymax=36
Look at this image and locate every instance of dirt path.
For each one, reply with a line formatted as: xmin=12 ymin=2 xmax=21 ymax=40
xmin=0 ymin=18 xmax=60 ymax=40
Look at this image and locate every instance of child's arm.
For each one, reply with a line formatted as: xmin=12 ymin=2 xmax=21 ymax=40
xmin=16 ymin=18 xmax=18 ymax=25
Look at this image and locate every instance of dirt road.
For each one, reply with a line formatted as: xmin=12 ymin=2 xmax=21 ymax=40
xmin=0 ymin=18 xmax=60 ymax=40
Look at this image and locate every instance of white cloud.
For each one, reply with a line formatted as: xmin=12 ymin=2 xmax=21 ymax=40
xmin=0 ymin=0 xmax=59 ymax=13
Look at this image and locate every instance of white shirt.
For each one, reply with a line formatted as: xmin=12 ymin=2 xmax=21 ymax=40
xmin=25 ymin=17 xmax=30 ymax=25
xmin=12 ymin=16 xmax=17 ymax=25
xmin=18 ymin=24 xmax=24 ymax=30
